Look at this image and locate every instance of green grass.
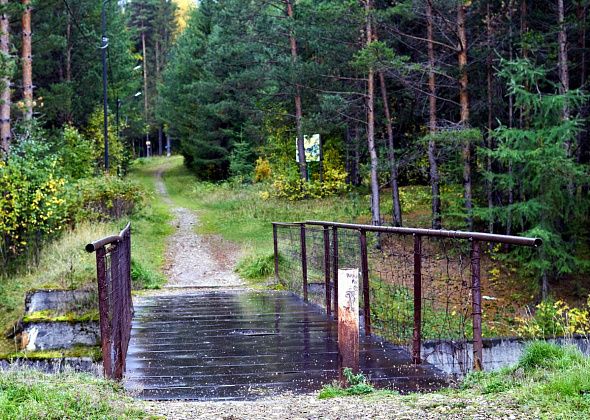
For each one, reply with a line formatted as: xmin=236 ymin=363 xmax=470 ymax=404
xmin=458 ymin=341 xmax=590 ymax=419
xmin=0 ymin=369 xmax=147 ymax=419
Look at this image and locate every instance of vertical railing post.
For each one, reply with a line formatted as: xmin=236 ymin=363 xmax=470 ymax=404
xmin=412 ymin=234 xmax=422 ymax=364
xmin=332 ymin=227 xmax=339 ymax=319
xmin=300 ymin=223 xmax=308 ymax=302
xmin=273 ymin=223 xmax=279 ymax=283
xmin=471 ymin=240 xmax=483 ymax=371
xmin=323 ymin=226 xmax=332 ymax=317
xmin=359 ymin=229 xmax=371 ymax=336
xmin=95 ymin=247 xmax=112 ymax=379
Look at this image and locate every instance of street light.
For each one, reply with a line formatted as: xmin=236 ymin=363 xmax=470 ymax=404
xmin=101 ymin=0 xmax=110 ymax=172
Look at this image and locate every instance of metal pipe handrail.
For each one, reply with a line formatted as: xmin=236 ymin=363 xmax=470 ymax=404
xmin=305 ymin=221 xmax=542 ymax=247
xmin=86 ymin=222 xmax=131 ymax=253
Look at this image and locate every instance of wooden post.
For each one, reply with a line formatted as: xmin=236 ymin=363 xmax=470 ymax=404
xmin=471 ymin=240 xmax=483 ymax=371
xmin=95 ymin=247 xmax=112 ymax=379
xmin=338 ymin=269 xmax=360 ymax=380
xmin=412 ymin=234 xmax=422 ymax=364
xmin=323 ymin=226 xmax=332 ymax=316
xmin=359 ymin=229 xmax=371 ymax=335
xmin=273 ymin=224 xmax=279 ymax=283
xmin=300 ymin=224 xmax=308 ymax=302
xmin=332 ymin=227 xmax=339 ymax=319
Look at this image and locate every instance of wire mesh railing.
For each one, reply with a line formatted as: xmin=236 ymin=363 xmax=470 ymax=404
xmin=273 ymin=220 xmax=542 ymax=373
xmin=86 ymin=223 xmax=133 ymax=380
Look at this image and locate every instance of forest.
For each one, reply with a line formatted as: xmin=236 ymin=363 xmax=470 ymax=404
xmin=0 ymin=1 xmax=589 ymax=296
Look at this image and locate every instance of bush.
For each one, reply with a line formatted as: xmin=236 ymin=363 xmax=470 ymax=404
xmin=515 ymin=298 xmax=590 ymax=338
xmin=0 ymin=139 xmax=68 ymax=264
xmin=518 ymin=341 xmax=584 ymax=371
xmin=68 ymin=177 xmax=146 ymax=223
xmin=57 ymin=125 xmax=95 ymax=180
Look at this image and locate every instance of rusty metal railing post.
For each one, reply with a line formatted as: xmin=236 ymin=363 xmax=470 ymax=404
xmin=273 ymin=223 xmax=279 ymax=282
xmin=471 ymin=240 xmax=483 ymax=371
xmin=359 ymin=229 xmax=371 ymax=336
xmin=332 ymin=227 xmax=339 ymax=319
xmin=412 ymin=234 xmax=422 ymax=364
xmin=300 ymin=223 xmax=308 ymax=302
xmin=323 ymin=226 xmax=332 ymax=317
xmin=95 ymin=247 xmax=113 ymax=379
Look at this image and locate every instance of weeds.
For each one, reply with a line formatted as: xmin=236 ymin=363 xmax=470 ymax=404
xmin=318 ymin=368 xmax=377 ymax=399
xmin=0 ymin=369 xmax=146 ymax=419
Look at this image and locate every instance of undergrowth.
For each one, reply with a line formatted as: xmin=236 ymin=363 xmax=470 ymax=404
xmin=319 ymin=368 xmax=382 ymax=399
xmin=0 ymin=369 xmax=146 ymax=419
xmin=461 ymin=341 xmax=590 ymax=418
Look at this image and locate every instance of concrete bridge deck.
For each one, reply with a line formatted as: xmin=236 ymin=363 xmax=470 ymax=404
xmin=125 ymin=291 xmax=447 ymax=400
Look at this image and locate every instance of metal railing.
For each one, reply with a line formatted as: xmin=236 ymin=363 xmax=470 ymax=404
xmin=272 ymin=220 xmax=542 ymax=371
xmin=86 ymin=223 xmax=133 ymax=380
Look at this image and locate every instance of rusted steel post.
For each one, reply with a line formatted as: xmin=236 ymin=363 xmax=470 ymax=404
xmin=338 ymin=269 xmax=360 ymax=380
xmin=95 ymin=247 xmax=113 ymax=379
xmin=359 ymin=229 xmax=371 ymax=336
xmin=471 ymin=240 xmax=483 ymax=371
xmin=300 ymin=224 xmax=308 ymax=302
xmin=412 ymin=234 xmax=422 ymax=364
xmin=323 ymin=226 xmax=332 ymax=316
xmin=332 ymin=227 xmax=339 ymax=319
xmin=273 ymin=223 xmax=279 ymax=282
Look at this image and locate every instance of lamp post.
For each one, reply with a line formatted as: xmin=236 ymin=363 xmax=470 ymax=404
xmin=101 ymin=0 xmax=109 ymax=172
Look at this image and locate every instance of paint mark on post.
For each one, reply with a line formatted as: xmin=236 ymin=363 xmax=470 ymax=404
xmin=338 ymin=269 xmax=360 ymax=381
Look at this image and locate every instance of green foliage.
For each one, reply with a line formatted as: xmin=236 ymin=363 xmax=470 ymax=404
xmin=57 ymin=125 xmax=95 ymax=180
xmin=229 ymin=140 xmax=256 ymax=181
xmin=84 ymin=108 xmax=127 ymax=175
xmin=461 ymin=342 xmax=590 ymax=418
xmin=68 ymin=177 xmax=146 ymax=223
xmin=518 ymin=341 xmax=584 ymax=371
xmin=236 ymin=253 xmax=275 ymax=280
xmin=515 ymin=298 xmax=590 ymax=339
xmin=0 ymin=369 xmax=146 ymax=419
xmin=318 ymin=368 xmax=375 ymax=399
xmin=131 ymin=258 xmax=164 ymax=290
xmin=0 ymin=138 xmax=68 ymax=264
xmin=481 ymin=59 xmax=589 ymax=282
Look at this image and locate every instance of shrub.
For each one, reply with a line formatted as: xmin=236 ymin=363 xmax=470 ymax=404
xmin=68 ymin=177 xmax=146 ymax=223
xmin=0 ymin=139 xmax=68 ymax=264
xmin=515 ymin=298 xmax=590 ymax=338
xmin=57 ymin=125 xmax=95 ymax=180
xmin=254 ymin=157 xmax=271 ymax=182
xmin=518 ymin=341 xmax=584 ymax=371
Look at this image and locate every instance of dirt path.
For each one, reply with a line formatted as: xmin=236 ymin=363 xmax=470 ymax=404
xmin=155 ymin=169 xmax=244 ymax=289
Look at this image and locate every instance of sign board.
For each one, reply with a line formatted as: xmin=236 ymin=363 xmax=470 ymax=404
xmin=338 ymin=269 xmax=360 ymax=375
xmin=295 ymin=134 xmax=320 ymax=163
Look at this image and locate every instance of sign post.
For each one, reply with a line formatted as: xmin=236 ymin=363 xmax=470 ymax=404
xmin=338 ymin=269 xmax=360 ymax=381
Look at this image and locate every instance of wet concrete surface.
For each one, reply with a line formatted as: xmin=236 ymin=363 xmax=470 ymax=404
xmin=125 ymin=291 xmax=448 ymax=400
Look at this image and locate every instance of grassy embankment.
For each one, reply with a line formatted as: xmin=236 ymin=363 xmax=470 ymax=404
xmin=0 ymin=370 xmax=147 ymax=419
xmin=0 ymin=159 xmax=173 ymax=355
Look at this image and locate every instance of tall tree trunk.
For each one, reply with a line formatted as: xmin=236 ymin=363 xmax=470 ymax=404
xmin=486 ymin=3 xmax=494 ymax=234
xmin=158 ymin=125 xmax=163 ymax=156
xmin=285 ymin=0 xmax=307 ymax=181
xmin=378 ymin=72 xmax=402 ymax=226
xmin=457 ymin=2 xmax=473 ymax=230
xmin=507 ymin=0 xmax=515 ymax=237
xmin=578 ymin=3 xmax=587 ymax=87
xmin=353 ymin=125 xmax=361 ymax=186
xmin=65 ymin=11 xmax=72 ymax=123
xmin=142 ymin=30 xmax=149 ymax=151
xmin=365 ymin=0 xmax=380 ymax=227
xmin=22 ymin=0 xmax=33 ymax=120
xmin=426 ymin=0 xmax=441 ymax=229
xmin=0 ymin=0 xmax=10 ymax=155
xmin=557 ymin=0 xmax=570 ymax=122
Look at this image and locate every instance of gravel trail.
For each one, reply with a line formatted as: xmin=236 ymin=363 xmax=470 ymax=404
xmin=155 ymin=169 xmax=243 ymax=289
